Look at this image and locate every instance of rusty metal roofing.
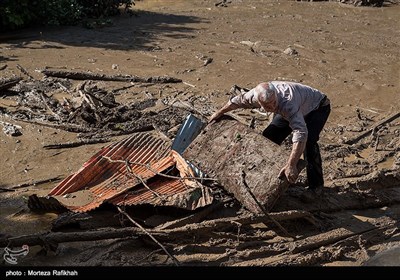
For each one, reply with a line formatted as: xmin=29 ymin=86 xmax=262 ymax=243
xmin=31 ymin=132 xmax=212 ymax=213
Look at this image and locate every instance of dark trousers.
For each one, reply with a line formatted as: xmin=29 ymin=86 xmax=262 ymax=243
xmin=262 ymin=104 xmax=331 ymax=189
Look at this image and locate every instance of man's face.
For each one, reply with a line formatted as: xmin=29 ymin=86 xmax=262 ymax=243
xmin=258 ymin=92 xmax=276 ymax=112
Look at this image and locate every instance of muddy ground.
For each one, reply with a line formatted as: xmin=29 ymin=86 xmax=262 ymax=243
xmin=0 ymin=0 xmax=399 ymax=268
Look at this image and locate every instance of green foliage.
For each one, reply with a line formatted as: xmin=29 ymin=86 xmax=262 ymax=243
xmin=0 ymin=0 xmax=37 ymax=31
xmin=78 ymin=0 xmax=134 ymax=19
xmin=0 ymin=0 xmax=135 ymax=32
xmin=36 ymin=0 xmax=83 ymax=26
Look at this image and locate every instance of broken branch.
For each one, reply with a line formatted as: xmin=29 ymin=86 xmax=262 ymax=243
xmin=41 ymin=69 xmax=182 ymax=84
xmin=117 ymin=206 xmax=180 ymax=266
xmin=43 ymin=138 xmax=110 ymax=149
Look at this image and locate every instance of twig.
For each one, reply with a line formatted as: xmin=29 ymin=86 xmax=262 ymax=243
xmin=182 ymin=81 xmax=196 ymax=88
xmin=123 ymin=159 xmax=164 ymax=200
xmin=38 ymin=91 xmax=61 ymax=120
xmin=3 ymin=176 xmax=62 ymax=191
xmin=102 ymin=156 xmax=218 ymax=181
xmin=117 ymin=206 xmax=180 ymax=266
xmin=112 ymin=84 xmax=136 ymax=94
xmin=240 ymin=170 xmax=293 ymax=238
xmin=43 ymin=138 xmax=110 ymax=149
xmin=16 ymin=64 xmax=34 ymax=79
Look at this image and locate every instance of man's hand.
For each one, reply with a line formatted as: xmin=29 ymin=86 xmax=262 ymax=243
xmin=278 ymin=163 xmax=299 ymax=184
xmin=208 ymin=111 xmax=223 ymax=124
xmin=209 ymin=102 xmax=240 ymax=124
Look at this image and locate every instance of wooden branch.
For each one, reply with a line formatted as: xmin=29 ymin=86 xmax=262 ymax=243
xmin=123 ymin=159 xmax=164 ymax=200
xmin=117 ymin=206 xmax=180 ymax=266
xmin=43 ymin=138 xmax=110 ymax=149
xmin=2 ymin=176 xmax=62 ymax=191
xmin=344 ymin=111 xmax=400 ymax=145
xmin=38 ymin=91 xmax=61 ymax=120
xmin=41 ymin=69 xmax=182 ymax=84
xmin=0 ymin=77 xmax=22 ymax=91
xmin=0 ymin=227 xmax=151 ymax=248
xmin=0 ymin=210 xmax=312 ymax=247
xmin=16 ymin=64 xmax=34 ymax=80
xmin=156 ymin=199 xmax=230 ymax=230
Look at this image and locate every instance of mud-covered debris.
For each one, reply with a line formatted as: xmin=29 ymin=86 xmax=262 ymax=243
xmin=183 ymin=117 xmax=306 ymax=213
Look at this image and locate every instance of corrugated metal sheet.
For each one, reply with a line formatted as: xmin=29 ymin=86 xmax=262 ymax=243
xmin=29 ymin=132 xmax=212 ymax=213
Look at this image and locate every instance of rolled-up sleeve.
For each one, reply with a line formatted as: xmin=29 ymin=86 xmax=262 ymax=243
xmin=289 ymin=112 xmax=308 ymax=143
xmin=229 ymin=88 xmax=261 ymax=109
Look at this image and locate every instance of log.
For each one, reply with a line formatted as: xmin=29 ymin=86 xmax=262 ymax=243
xmin=183 ymin=117 xmax=307 ymax=213
xmin=43 ymin=138 xmax=110 ymax=149
xmin=0 ymin=77 xmax=22 ymax=91
xmin=0 ymin=210 xmax=312 ymax=247
xmin=41 ymin=69 xmax=182 ymax=84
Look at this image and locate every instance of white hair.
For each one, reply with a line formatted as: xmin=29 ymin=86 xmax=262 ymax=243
xmin=255 ymin=83 xmax=274 ymax=104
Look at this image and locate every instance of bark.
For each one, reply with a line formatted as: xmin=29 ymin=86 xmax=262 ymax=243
xmin=41 ymin=69 xmax=182 ymax=84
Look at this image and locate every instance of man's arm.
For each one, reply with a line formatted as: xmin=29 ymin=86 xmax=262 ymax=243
xmin=208 ymin=101 xmax=240 ymax=123
xmin=278 ymin=141 xmax=306 ymax=183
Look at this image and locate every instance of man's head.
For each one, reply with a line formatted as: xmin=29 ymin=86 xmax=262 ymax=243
xmin=255 ymin=83 xmax=277 ymax=112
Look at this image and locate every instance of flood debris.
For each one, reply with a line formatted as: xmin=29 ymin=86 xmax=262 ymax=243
xmin=1 ymin=76 xmax=199 ymax=139
xmin=183 ymin=117 xmax=306 ymax=214
xmin=0 ymin=77 xmax=22 ymax=92
xmin=28 ymin=131 xmax=213 ymax=213
xmin=41 ymin=69 xmax=182 ymax=84
xmin=1 ymin=121 xmax=22 ymax=136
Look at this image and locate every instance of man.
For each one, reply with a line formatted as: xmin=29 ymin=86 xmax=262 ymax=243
xmin=209 ymin=81 xmax=331 ymax=191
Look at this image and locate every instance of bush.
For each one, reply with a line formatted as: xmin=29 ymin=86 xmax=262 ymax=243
xmin=0 ymin=0 xmax=135 ymax=32
xmin=36 ymin=0 xmax=83 ymax=26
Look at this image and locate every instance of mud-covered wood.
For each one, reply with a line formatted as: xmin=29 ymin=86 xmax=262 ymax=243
xmin=41 ymin=69 xmax=182 ymax=83
xmin=0 ymin=77 xmax=22 ymax=91
xmin=183 ymin=117 xmax=306 ymax=213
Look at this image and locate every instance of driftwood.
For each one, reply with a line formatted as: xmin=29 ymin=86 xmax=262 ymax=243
xmin=344 ymin=111 xmax=400 ymax=145
xmin=0 ymin=77 xmax=22 ymax=91
xmin=43 ymin=138 xmax=110 ymax=149
xmin=0 ymin=210 xmax=313 ymax=247
xmin=156 ymin=200 xmax=230 ymax=230
xmin=41 ymin=69 xmax=182 ymax=84
xmin=0 ymin=176 xmax=62 ymax=192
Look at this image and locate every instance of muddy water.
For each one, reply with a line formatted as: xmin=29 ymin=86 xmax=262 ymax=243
xmin=345 ymin=146 xmax=395 ymax=169
xmin=0 ymin=183 xmax=57 ymax=236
